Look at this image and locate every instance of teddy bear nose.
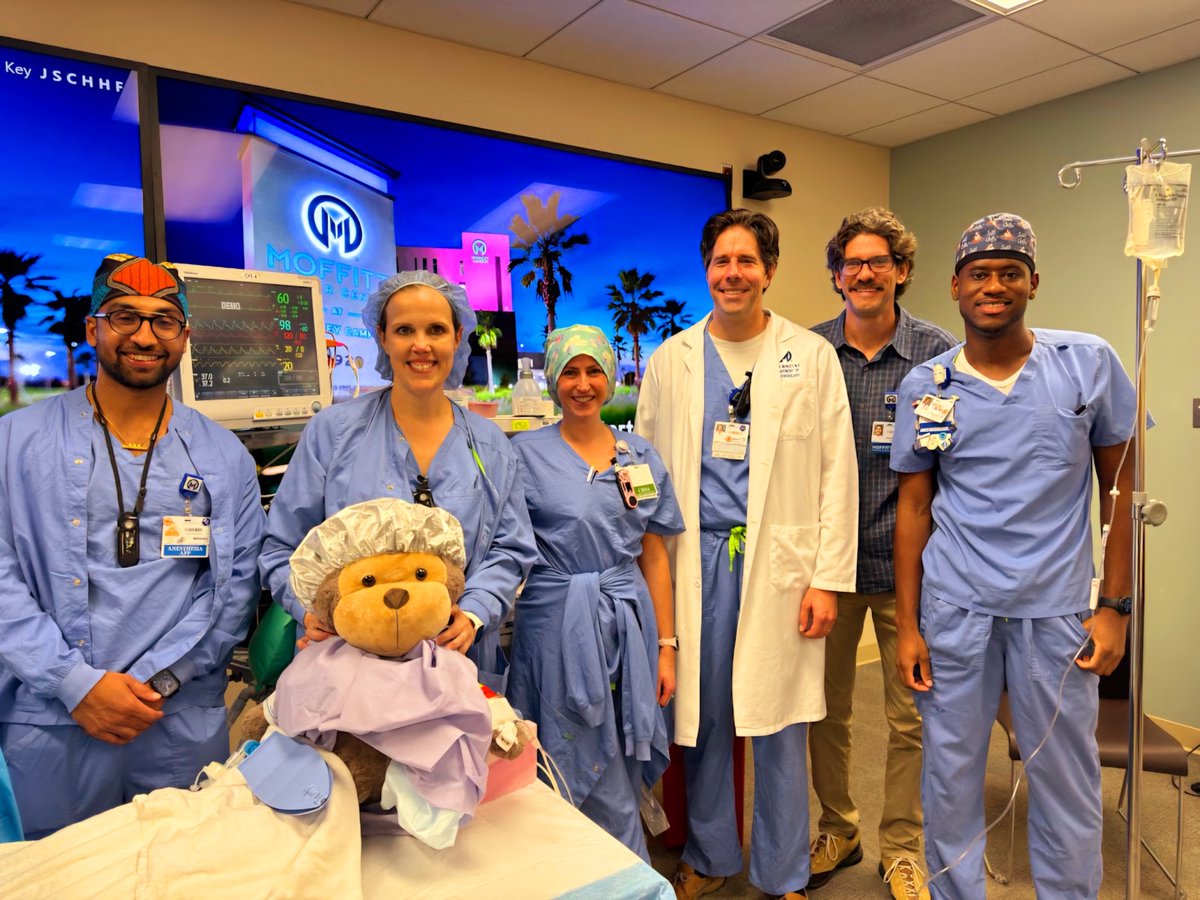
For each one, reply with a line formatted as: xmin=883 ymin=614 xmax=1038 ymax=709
xmin=383 ymin=588 xmax=409 ymax=610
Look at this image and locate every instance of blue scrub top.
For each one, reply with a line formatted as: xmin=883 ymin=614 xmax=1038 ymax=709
xmin=891 ymin=330 xmax=1137 ymax=617
xmin=508 ymin=425 xmax=683 ymax=805
xmin=511 ymin=425 xmax=684 ymax=571
xmin=261 ymin=390 xmax=536 ymax=686
xmin=699 ymin=330 xmax=750 ymax=530
xmin=85 ymin=432 xmax=216 ymax=701
xmin=0 ymin=388 xmax=264 ymax=725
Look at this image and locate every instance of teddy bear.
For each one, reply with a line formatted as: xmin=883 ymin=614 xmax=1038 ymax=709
xmin=240 ymin=498 xmax=529 ymax=846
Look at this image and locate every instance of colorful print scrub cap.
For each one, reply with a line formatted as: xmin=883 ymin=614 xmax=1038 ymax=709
xmin=91 ymin=254 xmax=189 ymax=317
xmin=544 ymin=324 xmax=617 ymax=404
xmin=955 ymin=213 xmax=1037 ymax=275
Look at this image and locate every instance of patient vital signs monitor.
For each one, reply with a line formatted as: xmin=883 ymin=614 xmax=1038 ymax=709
xmin=170 ymin=264 xmax=332 ymax=431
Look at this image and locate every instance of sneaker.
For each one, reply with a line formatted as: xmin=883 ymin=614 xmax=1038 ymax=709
xmin=672 ymin=861 xmax=726 ymax=899
xmin=880 ymin=857 xmax=931 ymax=900
xmin=808 ymin=831 xmax=863 ymax=889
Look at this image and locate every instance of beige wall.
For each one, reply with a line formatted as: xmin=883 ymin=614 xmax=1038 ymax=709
xmin=891 ymin=57 xmax=1200 ymax=728
xmin=4 ymin=0 xmax=887 ymax=325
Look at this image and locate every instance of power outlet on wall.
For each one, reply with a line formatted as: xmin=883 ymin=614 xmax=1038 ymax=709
xmin=1195 ymin=398 xmax=1200 ymax=428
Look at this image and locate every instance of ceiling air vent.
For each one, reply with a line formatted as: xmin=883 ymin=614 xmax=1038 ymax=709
xmin=767 ymin=0 xmax=986 ymax=68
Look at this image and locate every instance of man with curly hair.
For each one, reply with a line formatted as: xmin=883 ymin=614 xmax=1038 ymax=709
xmin=809 ymin=209 xmax=954 ymax=899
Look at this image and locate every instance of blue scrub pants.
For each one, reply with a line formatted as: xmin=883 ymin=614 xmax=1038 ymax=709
xmin=1 ymin=705 xmax=228 ymax=839
xmin=681 ymin=529 xmax=811 ymax=896
xmin=917 ymin=594 xmax=1102 ymax=900
xmin=0 ymin=750 xmax=22 ymax=842
xmin=581 ymin=751 xmax=649 ymax=862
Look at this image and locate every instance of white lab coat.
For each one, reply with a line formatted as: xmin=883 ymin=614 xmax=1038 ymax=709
xmin=636 ymin=312 xmax=858 ymax=745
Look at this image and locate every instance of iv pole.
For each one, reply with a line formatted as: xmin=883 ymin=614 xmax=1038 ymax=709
xmin=1056 ymin=136 xmax=1195 ymax=899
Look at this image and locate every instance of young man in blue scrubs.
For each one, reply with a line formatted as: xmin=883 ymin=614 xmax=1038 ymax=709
xmin=892 ymin=214 xmax=1135 ymax=899
xmin=810 ymin=208 xmax=954 ymax=900
xmin=0 ymin=254 xmax=265 ymax=838
xmin=638 ymin=209 xmax=858 ymax=900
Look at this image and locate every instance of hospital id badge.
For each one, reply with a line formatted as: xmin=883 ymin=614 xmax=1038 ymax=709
xmin=870 ymin=420 xmax=894 ymax=454
xmin=161 ymin=515 xmax=211 ymax=558
xmin=915 ymin=393 xmax=955 ymax=423
xmin=712 ymin=421 xmax=749 ymax=461
xmin=622 ymin=463 xmax=658 ymax=501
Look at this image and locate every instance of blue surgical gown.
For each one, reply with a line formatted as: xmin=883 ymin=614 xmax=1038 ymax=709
xmin=261 ymin=390 xmax=536 ymax=689
xmin=507 ymin=425 xmax=684 ymax=814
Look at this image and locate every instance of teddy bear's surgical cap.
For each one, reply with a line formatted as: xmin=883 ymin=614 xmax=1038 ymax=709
xmin=288 ymin=498 xmax=467 ymax=611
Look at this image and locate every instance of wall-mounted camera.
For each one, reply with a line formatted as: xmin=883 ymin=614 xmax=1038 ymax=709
xmin=743 ymin=150 xmax=791 ymax=201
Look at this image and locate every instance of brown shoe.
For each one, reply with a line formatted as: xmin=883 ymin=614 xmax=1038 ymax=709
xmin=808 ymin=831 xmax=862 ymax=889
xmin=672 ymin=861 xmax=726 ymax=899
xmin=880 ymin=858 xmax=931 ymax=900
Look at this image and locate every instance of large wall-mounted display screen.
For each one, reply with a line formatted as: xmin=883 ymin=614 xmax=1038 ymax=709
xmin=154 ymin=76 xmax=729 ymax=397
xmin=0 ymin=41 xmax=144 ymax=399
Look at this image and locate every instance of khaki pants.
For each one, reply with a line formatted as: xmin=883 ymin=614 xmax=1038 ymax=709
xmin=808 ymin=591 xmax=923 ymax=859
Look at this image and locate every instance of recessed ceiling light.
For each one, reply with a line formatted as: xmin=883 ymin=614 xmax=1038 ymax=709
xmin=962 ymin=0 xmax=1046 ymax=13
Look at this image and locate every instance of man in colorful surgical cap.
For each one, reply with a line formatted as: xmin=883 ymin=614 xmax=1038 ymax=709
xmin=0 ymin=253 xmax=265 ymax=837
xmin=891 ymin=215 xmax=1136 ymax=898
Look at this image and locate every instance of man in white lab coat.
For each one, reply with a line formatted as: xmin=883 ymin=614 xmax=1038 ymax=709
xmin=637 ymin=209 xmax=858 ymax=899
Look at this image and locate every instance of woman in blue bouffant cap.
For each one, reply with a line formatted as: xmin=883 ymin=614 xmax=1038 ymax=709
xmin=260 ymin=270 xmax=536 ymax=691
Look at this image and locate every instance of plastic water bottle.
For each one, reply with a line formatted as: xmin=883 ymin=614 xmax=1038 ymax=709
xmin=511 ymin=358 xmax=544 ymax=416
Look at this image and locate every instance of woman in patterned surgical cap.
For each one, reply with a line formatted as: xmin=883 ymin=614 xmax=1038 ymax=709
xmin=506 ymin=324 xmax=684 ymax=860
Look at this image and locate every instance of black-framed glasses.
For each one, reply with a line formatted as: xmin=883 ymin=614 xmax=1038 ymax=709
xmin=840 ymin=255 xmax=898 ymax=276
xmin=93 ymin=310 xmax=186 ymax=340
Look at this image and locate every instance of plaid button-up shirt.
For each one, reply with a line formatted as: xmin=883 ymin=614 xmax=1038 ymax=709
xmin=811 ymin=305 xmax=956 ymax=594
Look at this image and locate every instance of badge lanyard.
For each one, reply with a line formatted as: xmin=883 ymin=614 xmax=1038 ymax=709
xmin=91 ymin=388 xmax=169 ymax=568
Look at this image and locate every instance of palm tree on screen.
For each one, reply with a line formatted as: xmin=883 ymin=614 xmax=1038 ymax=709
xmin=474 ymin=312 xmax=502 ymax=392
xmin=656 ymin=298 xmax=693 ymax=339
xmin=507 ymin=192 xmax=590 ymax=334
xmin=0 ymin=250 xmax=55 ymax=404
xmin=606 ymin=268 xmax=663 ymax=385
xmin=41 ymin=289 xmax=90 ymax=389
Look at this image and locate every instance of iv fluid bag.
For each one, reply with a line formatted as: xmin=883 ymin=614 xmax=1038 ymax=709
xmin=1125 ymin=160 xmax=1190 ymax=264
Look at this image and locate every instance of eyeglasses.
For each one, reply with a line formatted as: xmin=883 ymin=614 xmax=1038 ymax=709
xmin=840 ymin=255 xmax=898 ymax=276
xmin=93 ymin=310 xmax=186 ymax=340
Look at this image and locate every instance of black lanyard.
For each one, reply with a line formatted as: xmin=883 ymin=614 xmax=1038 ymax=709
xmin=90 ymin=387 xmax=169 ymax=568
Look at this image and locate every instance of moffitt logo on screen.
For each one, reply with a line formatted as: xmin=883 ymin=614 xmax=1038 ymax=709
xmin=304 ymin=194 xmax=363 ymax=256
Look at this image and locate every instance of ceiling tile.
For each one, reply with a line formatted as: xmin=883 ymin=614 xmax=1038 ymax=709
xmin=368 ymin=0 xmax=599 ymax=57
xmin=959 ymin=56 xmax=1133 ymax=115
xmin=657 ymin=42 xmax=851 ymax=114
xmin=1101 ymin=18 xmax=1200 ymax=73
xmin=633 ymin=0 xmax=821 ymax=38
xmin=849 ymin=102 xmax=992 ymax=147
xmin=763 ymin=76 xmax=941 ymax=135
xmin=287 ymin=0 xmax=378 ymax=17
xmin=1012 ymin=0 xmax=1200 ymax=54
xmin=527 ymin=0 xmax=741 ymax=88
xmin=868 ymin=18 xmax=1086 ymax=100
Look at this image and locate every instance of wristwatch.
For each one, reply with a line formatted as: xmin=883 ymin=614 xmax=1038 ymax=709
xmin=1096 ymin=596 xmax=1132 ymax=615
xmin=150 ymin=668 xmax=181 ymax=698
xmin=658 ymin=636 xmax=679 ymax=649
